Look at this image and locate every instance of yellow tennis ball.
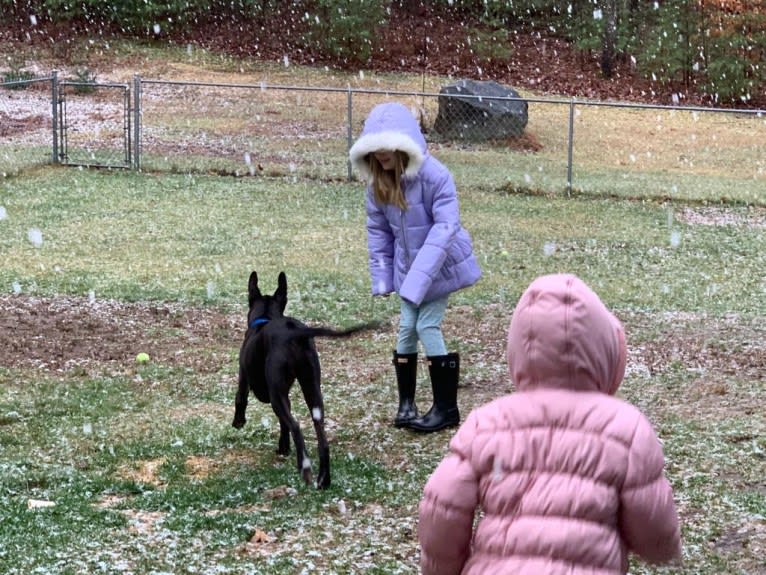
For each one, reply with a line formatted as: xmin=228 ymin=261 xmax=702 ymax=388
xmin=135 ymin=352 xmax=150 ymax=364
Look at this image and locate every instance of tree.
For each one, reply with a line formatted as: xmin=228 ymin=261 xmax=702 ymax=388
xmin=600 ymin=0 xmax=619 ymax=78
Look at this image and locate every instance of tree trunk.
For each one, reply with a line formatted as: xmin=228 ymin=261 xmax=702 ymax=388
xmin=600 ymin=0 xmax=618 ymax=78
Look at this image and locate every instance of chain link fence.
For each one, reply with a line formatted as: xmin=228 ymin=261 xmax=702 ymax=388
xmin=2 ymin=74 xmax=765 ymax=203
xmin=0 ymin=75 xmax=55 ymax=175
xmin=137 ymin=79 xmax=352 ymax=179
xmin=57 ymin=80 xmax=131 ymax=169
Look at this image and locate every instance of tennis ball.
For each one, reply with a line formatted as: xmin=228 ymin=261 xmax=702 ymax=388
xmin=135 ymin=352 xmax=150 ymax=364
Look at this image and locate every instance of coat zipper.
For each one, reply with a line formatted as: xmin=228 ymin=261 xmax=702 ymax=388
xmin=400 ymin=208 xmax=411 ymax=269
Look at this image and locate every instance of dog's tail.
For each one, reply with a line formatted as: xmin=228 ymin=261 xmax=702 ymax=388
xmin=288 ymin=321 xmax=381 ymax=340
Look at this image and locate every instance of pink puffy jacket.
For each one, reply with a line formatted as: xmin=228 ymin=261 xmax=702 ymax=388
xmin=418 ymin=274 xmax=681 ymax=575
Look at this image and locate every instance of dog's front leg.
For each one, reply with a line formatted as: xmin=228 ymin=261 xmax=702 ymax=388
xmin=232 ymin=366 xmax=249 ymax=429
xmin=278 ymin=418 xmax=290 ymax=455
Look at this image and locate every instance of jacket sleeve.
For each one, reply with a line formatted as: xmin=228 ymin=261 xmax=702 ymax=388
xmin=366 ymin=190 xmax=395 ymax=296
xmin=399 ymin=167 xmax=460 ymax=305
xmin=619 ymin=414 xmax=682 ymax=564
xmin=418 ymin=413 xmax=480 ymax=575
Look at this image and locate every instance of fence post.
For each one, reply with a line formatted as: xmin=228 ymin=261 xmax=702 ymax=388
xmin=566 ymin=97 xmax=575 ymax=197
xmin=347 ymin=86 xmax=353 ymax=181
xmin=133 ymin=74 xmax=141 ymax=170
xmin=51 ymin=70 xmax=59 ymax=165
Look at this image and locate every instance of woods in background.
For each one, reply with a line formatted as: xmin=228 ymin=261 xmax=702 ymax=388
xmin=1 ymin=0 xmax=763 ymax=105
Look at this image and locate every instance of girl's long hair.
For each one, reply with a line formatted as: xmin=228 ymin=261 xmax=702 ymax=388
xmin=369 ymin=151 xmax=409 ymax=210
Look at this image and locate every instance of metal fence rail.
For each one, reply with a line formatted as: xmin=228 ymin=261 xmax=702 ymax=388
xmin=2 ymin=72 xmax=764 ymax=203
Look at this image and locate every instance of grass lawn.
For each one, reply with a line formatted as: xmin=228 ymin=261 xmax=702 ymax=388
xmin=0 ymin=166 xmax=763 ymax=574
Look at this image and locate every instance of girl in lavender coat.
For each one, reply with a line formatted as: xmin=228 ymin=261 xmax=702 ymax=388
xmin=349 ymin=102 xmax=481 ymax=433
xmin=418 ymin=273 xmax=682 ymax=574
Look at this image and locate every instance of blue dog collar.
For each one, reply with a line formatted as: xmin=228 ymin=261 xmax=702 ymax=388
xmin=249 ymin=317 xmax=270 ymax=329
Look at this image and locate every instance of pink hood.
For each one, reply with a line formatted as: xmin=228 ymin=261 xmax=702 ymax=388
xmin=507 ymin=273 xmax=626 ymax=395
xmin=418 ymin=274 xmax=681 ymax=575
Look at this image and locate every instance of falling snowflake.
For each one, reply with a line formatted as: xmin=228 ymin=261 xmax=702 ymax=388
xmin=28 ymin=228 xmax=43 ymax=247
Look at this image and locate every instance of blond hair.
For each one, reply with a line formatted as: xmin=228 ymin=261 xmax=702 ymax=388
xmin=369 ymin=151 xmax=409 ymax=210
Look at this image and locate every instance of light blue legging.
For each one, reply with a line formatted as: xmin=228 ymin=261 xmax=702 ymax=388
xmin=396 ymin=295 xmax=449 ymax=357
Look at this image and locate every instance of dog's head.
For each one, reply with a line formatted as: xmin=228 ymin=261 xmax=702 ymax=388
xmin=247 ymin=271 xmax=287 ymax=328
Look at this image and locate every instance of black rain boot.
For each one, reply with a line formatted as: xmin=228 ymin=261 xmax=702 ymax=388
xmin=406 ymin=353 xmax=460 ymax=433
xmin=393 ymin=351 xmax=419 ymax=428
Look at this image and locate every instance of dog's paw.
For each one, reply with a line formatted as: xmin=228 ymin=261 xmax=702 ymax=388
xmin=316 ymin=472 xmax=331 ymax=490
xmin=232 ymin=417 xmax=246 ymax=429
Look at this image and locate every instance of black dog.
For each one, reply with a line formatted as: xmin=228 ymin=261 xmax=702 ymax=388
xmin=232 ymin=271 xmax=375 ymax=489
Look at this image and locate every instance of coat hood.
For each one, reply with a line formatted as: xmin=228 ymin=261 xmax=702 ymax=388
xmin=349 ymin=102 xmax=427 ymax=181
xmin=507 ymin=274 xmax=626 ymax=395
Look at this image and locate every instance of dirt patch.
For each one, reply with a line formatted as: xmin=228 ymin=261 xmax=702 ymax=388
xmin=0 ymin=294 xmax=240 ymax=374
xmin=116 ymin=457 xmax=167 ymax=487
xmin=185 ymin=451 xmax=258 ymax=481
xmin=627 ymin=311 xmax=766 ymax=380
xmin=677 ymin=206 xmax=766 ymax=228
xmin=0 ymin=110 xmax=49 ymax=136
xmin=0 ymin=293 xmax=762 ymax=436
xmin=2 ymin=295 xmax=762 ymax=396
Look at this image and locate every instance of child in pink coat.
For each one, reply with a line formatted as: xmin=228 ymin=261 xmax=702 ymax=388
xmin=418 ymin=273 xmax=682 ymax=575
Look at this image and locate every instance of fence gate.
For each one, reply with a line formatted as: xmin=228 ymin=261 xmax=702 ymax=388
xmin=57 ymin=81 xmax=131 ymax=168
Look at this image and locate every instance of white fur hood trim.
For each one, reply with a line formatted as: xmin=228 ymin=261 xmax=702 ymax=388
xmin=349 ymin=102 xmax=428 ymax=181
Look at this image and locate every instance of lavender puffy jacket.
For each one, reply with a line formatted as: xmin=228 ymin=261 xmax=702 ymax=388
xmin=349 ymin=102 xmax=481 ymax=305
xmin=418 ymin=274 xmax=682 ymax=575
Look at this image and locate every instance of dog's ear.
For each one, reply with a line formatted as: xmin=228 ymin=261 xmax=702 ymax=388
xmin=248 ymin=271 xmax=262 ymax=307
xmin=275 ymin=272 xmax=288 ymax=311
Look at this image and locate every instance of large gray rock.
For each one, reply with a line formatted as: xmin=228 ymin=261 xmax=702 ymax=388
xmin=433 ymin=79 xmax=528 ymax=141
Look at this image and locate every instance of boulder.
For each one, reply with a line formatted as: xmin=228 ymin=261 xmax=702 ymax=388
xmin=433 ymin=79 xmax=528 ymax=141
